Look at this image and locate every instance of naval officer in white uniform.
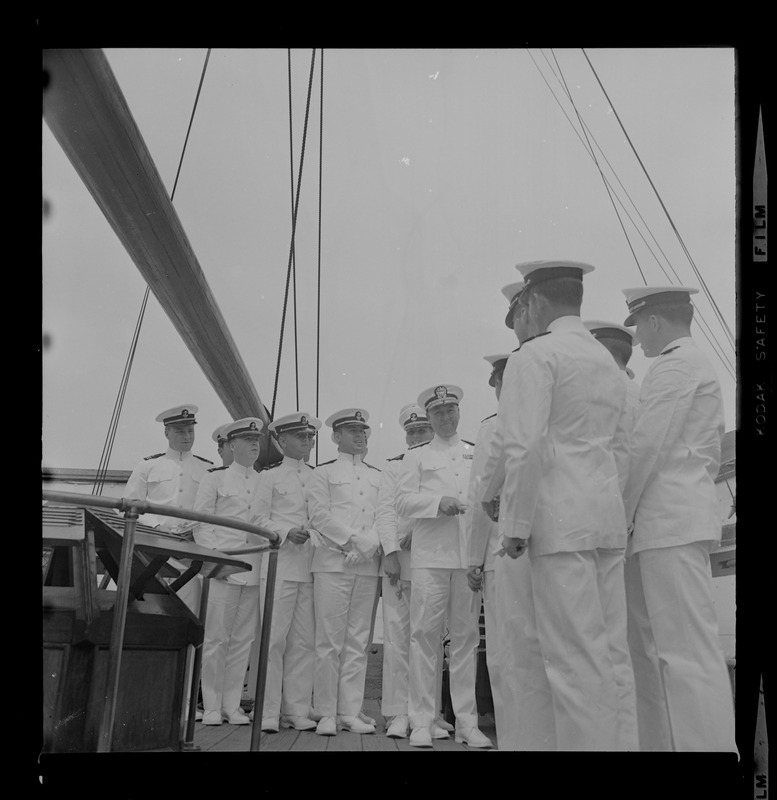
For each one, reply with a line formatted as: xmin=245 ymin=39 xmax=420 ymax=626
xmin=124 ymin=404 xmax=213 ymax=614
xmin=481 ymin=261 xmax=636 ymax=751
xmin=396 ymin=385 xmax=493 ymax=749
xmin=193 ymin=418 xmax=267 ymax=726
xmin=253 ymin=412 xmax=320 ymax=733
xmin=305 ymin=408 xmax=382 ymax=736
xmin=465 ymin=354 xmax=510 ymax=743
xmin=476 ymin=280 xmax=557 ymax=751
xmin=621 ymin=286 xmax=736 ymax=752
xmin=376 ymin=404 xmax=434 ymax=739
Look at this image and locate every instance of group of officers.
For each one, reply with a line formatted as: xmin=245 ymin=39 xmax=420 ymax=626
xmin=123 ymin=258 xmax=737 ymax=752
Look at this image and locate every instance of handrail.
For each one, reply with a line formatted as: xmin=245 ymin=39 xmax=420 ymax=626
xmin=41 ymin=489 xmax=280 ymax=753
xmin=41 ymin=489 xmax=281 ymax=546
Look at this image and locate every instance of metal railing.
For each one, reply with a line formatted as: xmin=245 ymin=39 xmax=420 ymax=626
xmin=41 ymin=489 xmax=280 ymax=753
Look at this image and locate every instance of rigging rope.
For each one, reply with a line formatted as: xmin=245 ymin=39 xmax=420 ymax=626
xmin=581 ymin=49 xmax=736 ymax=351
xmin=269 ymin=48 xmax=317 ymax=421
xmin=91 ymin=49 xmax=212 ymax=495
xmin=528 ymin=49 xmax=735 ymax=382
xmin=316 ymin=49 xmax=324 ymax=466
xmin=539 ymin=50 xmax=735 ymax=380
xmin=287 ymin=50 xmax=301 ymax=413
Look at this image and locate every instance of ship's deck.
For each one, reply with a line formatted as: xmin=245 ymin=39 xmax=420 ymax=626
xmin=191 ymin=644 xmax=498 ymax=752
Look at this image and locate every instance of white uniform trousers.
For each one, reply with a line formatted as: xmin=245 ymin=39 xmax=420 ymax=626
xmin=625 ymin=542 xmax=736 ymax=752
xmin=380 ymin=576 xmax=411 ymax=717
xmin=481 ymin=571 xmax=502 ymax=732
xmin=409 ymin=568 xmax=479 ymax=729
xmin=493 ymin=553 xmax=556 ymax=750
xmin=261 ymin=579 xmax=315 ymax=719
xmin=530 ymin=548 xmax=636 ymax=751
xmin=201 ymin=580 xmax=261 ymax=715
xmin=312 ymin=572 xmax=378 ymax=718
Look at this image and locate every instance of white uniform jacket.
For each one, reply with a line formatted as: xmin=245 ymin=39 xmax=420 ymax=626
xmin=482 ymin=316 xmax=628 ymax=556
xmin=467 ymin=415 xmax=501 ymax=571
xmin=623 ymin=337 xmax=724 ymax=554
xmin=123 ymin=447 xmax=213 ymax=529
xmin=192 ymin=462 xmax=264 ymax=585
xmin=394 ymin=434 xmax=473 ymax=569
xmin=306 ymin=453 xmax=381 ymax=576
xmin=375 ymin=455 xmax=413 ymax=581
xmin=253 ymin=456 xmax=315 ymax=583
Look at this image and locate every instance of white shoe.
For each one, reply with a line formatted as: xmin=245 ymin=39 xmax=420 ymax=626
xmin=433 ymin=716 xmax=454 ymax=732
xmin=409 ymin=726 xmax=433 ymax=748
xmin=337 ymin=715 xmax=376 ymax=734
xmin=315 ymin=716 xmax=337 ymax=736
xmin=201 ymin=710 xmax=222 ymax=726
xmin=281 ymin=715 xmax=317 ymax=731
xmin=454 ymin=726 xmax=493 ymax=748
xmin=386 ymin=714 xmax=409 ymax=738
xmin=430 ymin=721 xmax=450 ymax=739
xmin=358 ymin=711 xmax=377 ymax=727
xmin=222 ymin=709 xmax=251 ymax=725
xmin=260 ymin=716 xmax=280 ymax=732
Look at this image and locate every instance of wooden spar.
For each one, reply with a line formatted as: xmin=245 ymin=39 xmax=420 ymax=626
xmin=41 ymin=49 xmax=274 ymax=443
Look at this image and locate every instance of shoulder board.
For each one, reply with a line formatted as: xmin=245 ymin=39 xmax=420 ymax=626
xmin=387 ymin=453 xmax=405 ymax=462
xmin=462 ymin=440 xmax=476 ymax=447
xmin=363 ymin=461 xmax=381 ymax=471
xmin=316 ymin=459 xmax=336 ymax=467
xmin=207 ymin=465 xmax=229 ymax=473
xmin=266 ymin=461 xmax=282 ymax=470
xmin=660 ymin=345 xmax=680 ymax=356
xmin=306 ymin=463 xmax=315 ymax=469
xmin=481 ymin=413 xmax=497 ymax=423
xmin=143 ymin=453 xmax=165 ymax=461
xmin=409 ymin=440 xmax=431 ymax=450
xmin=194 ymin=454 xmax=214 ymax=464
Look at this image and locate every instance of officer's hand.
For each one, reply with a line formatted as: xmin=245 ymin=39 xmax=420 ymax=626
xmin=502 ymin=536 xmax=528 ymax=559
xmin=439 ymin=497 xmax=466 ymax=516
xmin=482 ymin=499 xmax=499 ymax=522
xmin=466 ymin=566 xmax=484 ymax=592
xmin=399 ymin=531 xmax=413 ymax=551
xmin=287 ymin=527 xmax=310 ymax=545
xmin=384 ymin=552 xmax=401 ymax=585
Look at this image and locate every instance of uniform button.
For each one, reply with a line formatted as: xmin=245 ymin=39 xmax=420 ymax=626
xmin=179 ymin=488 xmax=183 ymax=493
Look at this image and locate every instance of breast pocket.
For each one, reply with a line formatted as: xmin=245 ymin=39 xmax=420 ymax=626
xmin=147 ymin=464 xmax=176 ymax=487
xmin=216 ymin=486 xmax=240 ymax=501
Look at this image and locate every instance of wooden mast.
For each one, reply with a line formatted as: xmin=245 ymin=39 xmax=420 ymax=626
xmin=42 ymin=49 xmax=275 ymax=456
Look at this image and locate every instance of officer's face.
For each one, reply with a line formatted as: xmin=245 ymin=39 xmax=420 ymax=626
xmin=428 ymin=403 xmax=459 ymax=438
xmin=279 ymin=430 xmax=316 ymax=461
xmin=165 ymin=423 xmax=195 ymax=452
xmin=633 ymin=312 xmax=660 ymax=358
xmin=335 ymin=424 xmax=368 ymax=455
xmin=230 ymin=434 xmax=262 ymax=466
xmin=405 ymin=424 xmax=433 ymax=448
xmin=217 ymin=441 xmax=234 ymax=466
xmin=494 ymin=371 xmax=504 ymax=400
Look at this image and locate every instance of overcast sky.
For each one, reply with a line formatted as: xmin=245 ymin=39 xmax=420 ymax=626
xmin=42 ymin=47 xmax=736 ymax=472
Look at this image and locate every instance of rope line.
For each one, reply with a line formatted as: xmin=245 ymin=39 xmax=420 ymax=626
xmin=315 ymin=48 xmax=324 ymax=466
xmin=270 ymin=48 xmax=317 ymax=420
xmin=528 ymin=50 xmax=735 ymax=381
xmin=287 ymin=50 xmax=301 ymax=412
xmin=544 ymin=50 xmax=735 ymax=380
xmin=92 ymin=48 xmax=212 ymax=494
xmin=581 ymin=49 xmax=735 ymax=350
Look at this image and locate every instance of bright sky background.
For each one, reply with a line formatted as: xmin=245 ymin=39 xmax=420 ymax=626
xmin=42 ymin=47 xmax=736 ymax=472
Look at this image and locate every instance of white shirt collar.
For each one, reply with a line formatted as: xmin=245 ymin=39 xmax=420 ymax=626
xmin=282 ymin=455 xmax=307 ymax=469
xmin=166 ymin=447 xmax=192 ymax=460
xmin=336 ymin=451 xmax=363 ymax=464
xmin=662 ymin=336 xmax=693 ymax=353
xmin=547 ymin=315 xmax=584 ymax=333
xmin=229 ymin=461 xmax=256 ymax=478
xmin=432 ymin=432 xmax=460 ymax=449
